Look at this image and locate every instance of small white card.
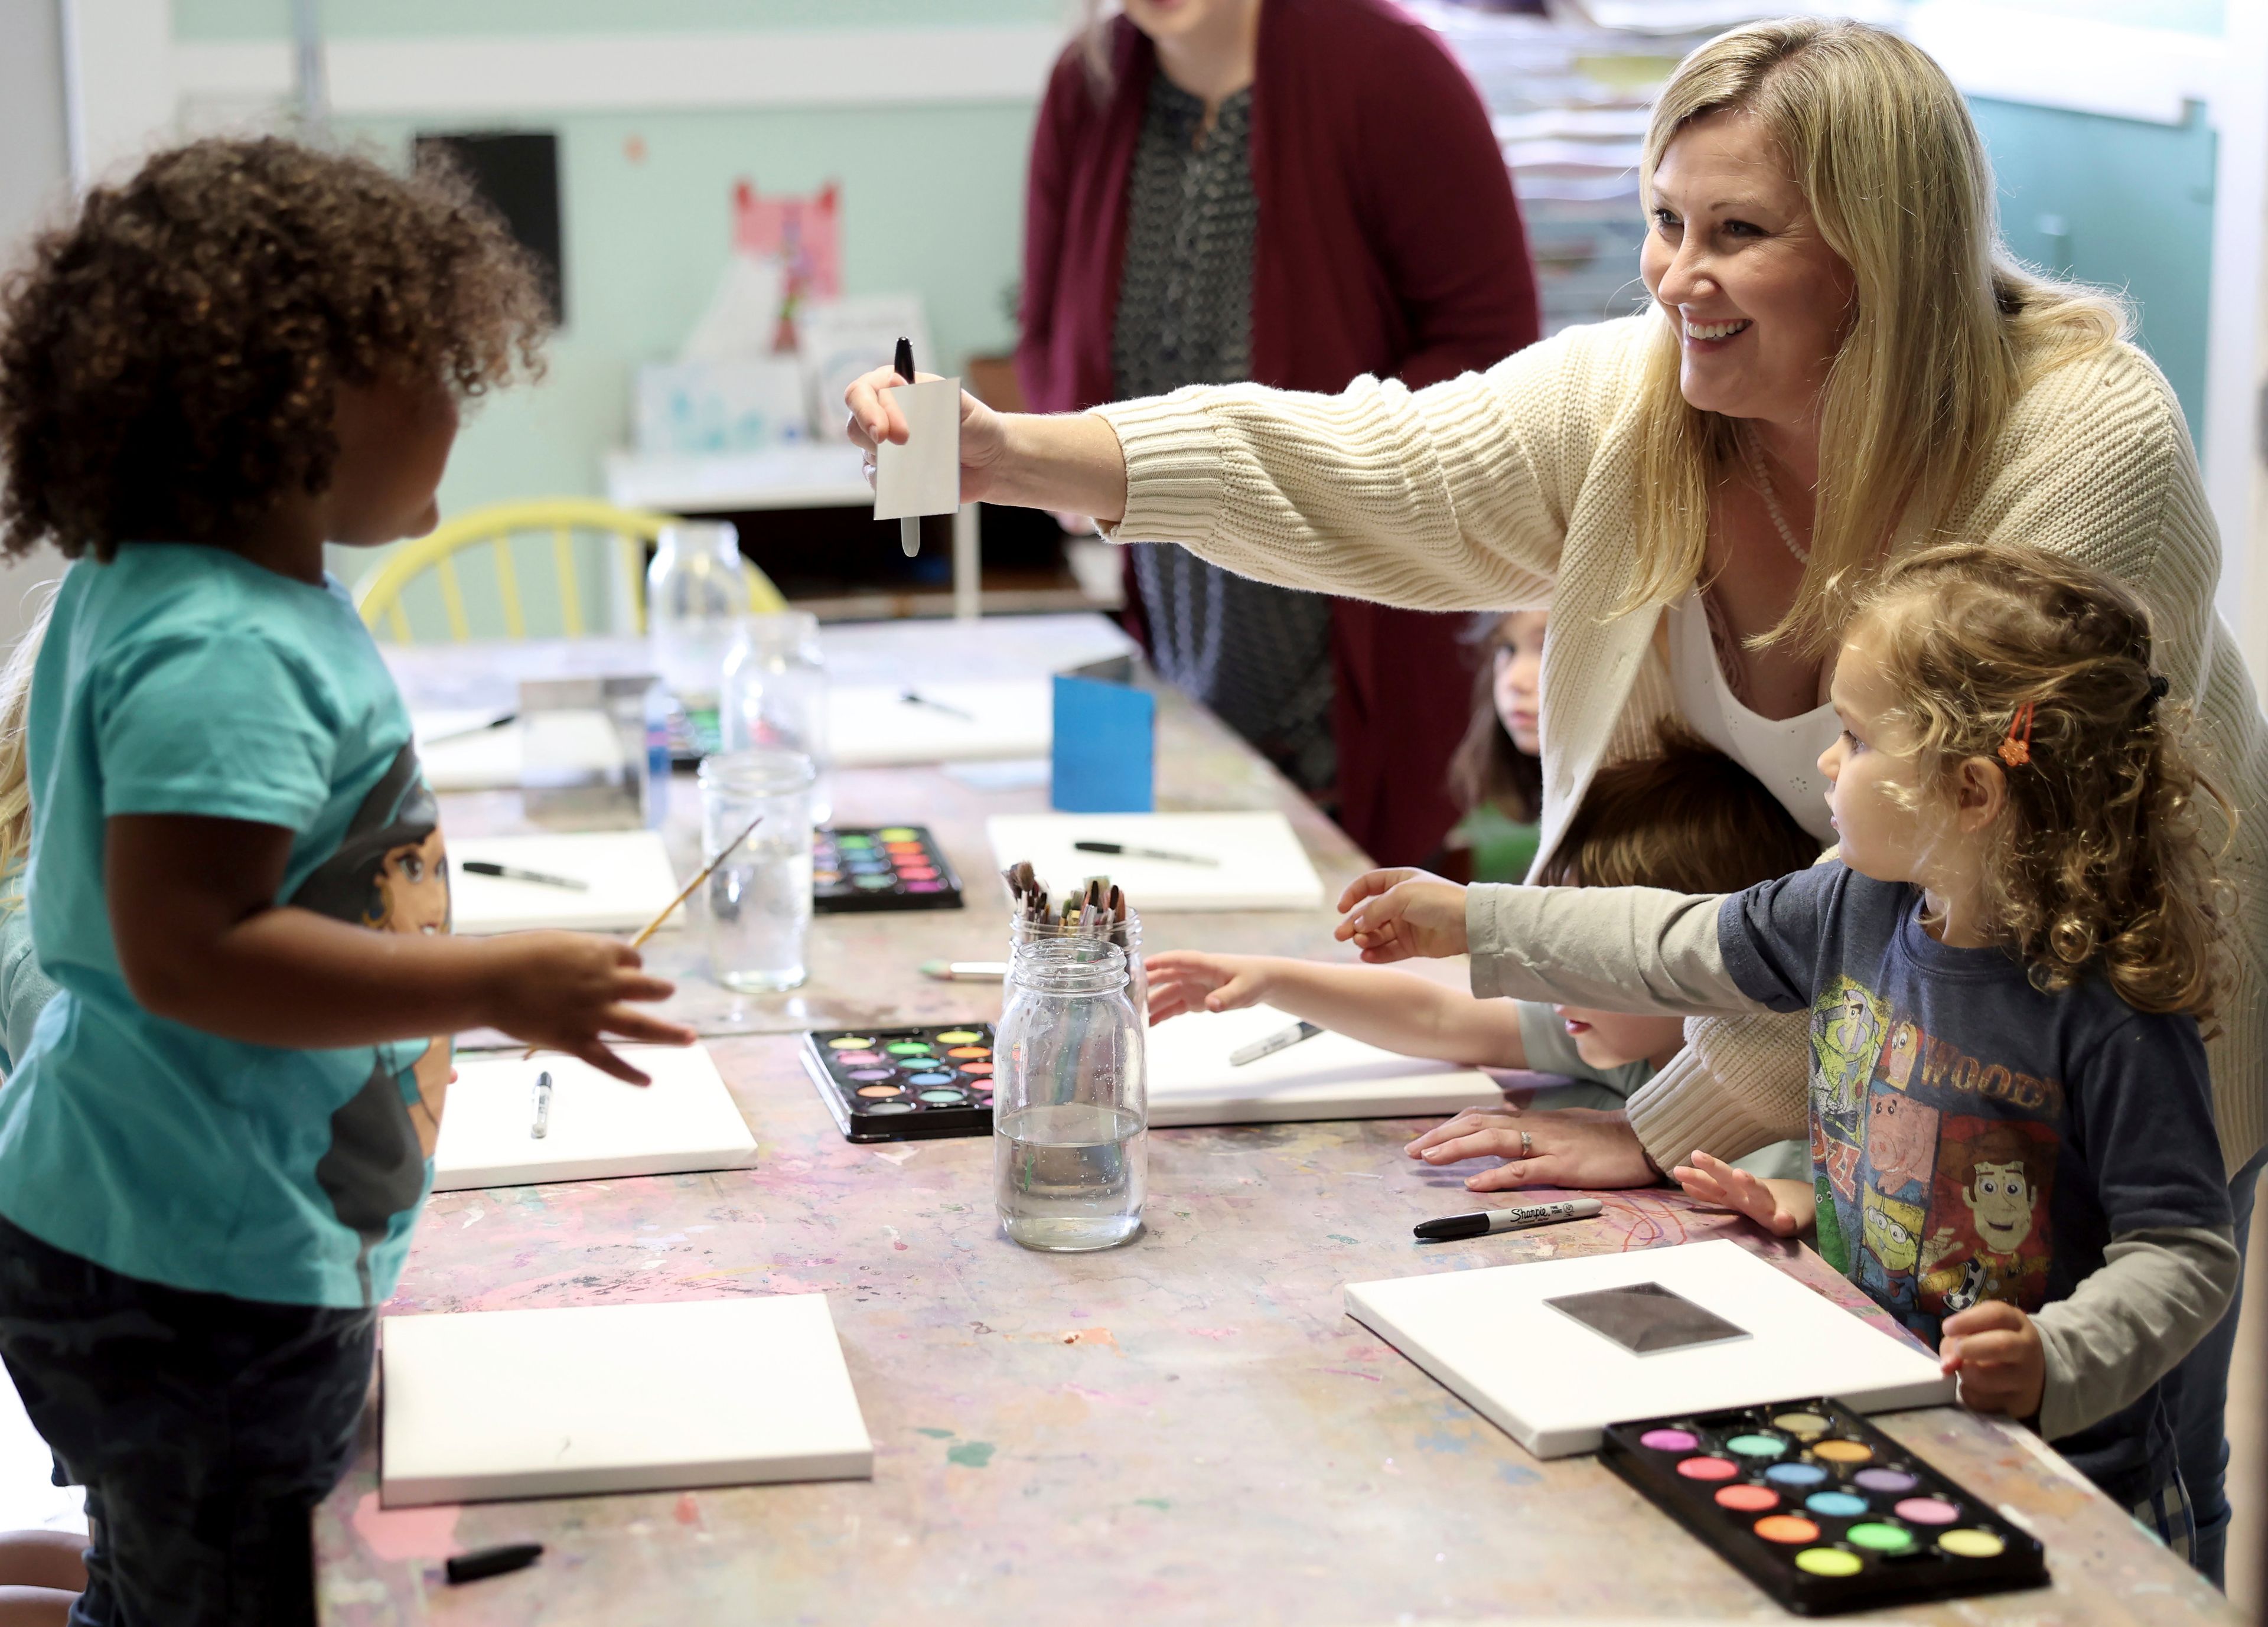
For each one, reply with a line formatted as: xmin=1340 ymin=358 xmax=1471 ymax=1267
xmin=873 ymin=376 xmax=961 ymax=520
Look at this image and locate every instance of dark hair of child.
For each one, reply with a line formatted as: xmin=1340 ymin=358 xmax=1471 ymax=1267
xmin=1539 ymin=723 xmax=1824 ymax=894
xmin=0 ymin=136 xmax=548 ymax=562
xmin=1446 ymin=611 xmax=1543 ymax=823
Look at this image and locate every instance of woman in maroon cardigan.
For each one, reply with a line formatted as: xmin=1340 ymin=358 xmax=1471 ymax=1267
xmin=1016 ymin=0 xmax=1540 ymax=866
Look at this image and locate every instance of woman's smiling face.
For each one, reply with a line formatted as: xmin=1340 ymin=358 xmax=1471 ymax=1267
xmin=1640 ymin=109 xmax=1856 ymax=427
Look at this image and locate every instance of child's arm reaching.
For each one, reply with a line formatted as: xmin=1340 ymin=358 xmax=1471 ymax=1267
xmin=1143 ymin=951 xmax=1528 ymax=1068
xmin=108 ymin=813 xmax=693 ymax=1083
xmin=1671 ymin=1151 xmax=1814 ymax=1237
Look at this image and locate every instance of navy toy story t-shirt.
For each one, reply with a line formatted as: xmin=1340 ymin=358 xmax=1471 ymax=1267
xmin=0 ymin=545 xmax=451 ymax=1309
xmin=1715 ymin=860 xmax=2228 ymax=1503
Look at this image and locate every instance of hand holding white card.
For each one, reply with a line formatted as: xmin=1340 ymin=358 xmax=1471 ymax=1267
xmin=874 ymin=376 xmax=962 ymax=520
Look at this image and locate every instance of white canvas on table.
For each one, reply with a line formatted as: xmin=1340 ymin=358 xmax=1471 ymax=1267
xmin=379 ymin=1294 xmax=874 ymax=1507
xmin=1344 ymin=1238 xmax=1953 ymax=1459
xmin=432 ymin=1045 xmax=756 ymax=1192
xmin=1146 ymin=1003 xmax=1504 ymax=1126
xmin=448 ymin=830 xmax=681 ymax=934
xmin=985 ymin=811 xmax=1325 ymax=912
xmin=829 ymin=680 xmax=1051 ymax=766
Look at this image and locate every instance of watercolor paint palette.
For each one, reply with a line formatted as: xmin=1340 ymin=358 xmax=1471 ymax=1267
xmin=1600 ymin=1397 xmax=2045 ymax=1615
xmin=812 ymin=826 xmax=964 ymax=914
xmin=800 ymin=1024 xmax=995 ymax=1142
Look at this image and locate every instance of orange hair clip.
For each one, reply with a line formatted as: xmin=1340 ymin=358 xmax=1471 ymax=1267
xmin=1997 ymin=702 xmax=2035 ymax=768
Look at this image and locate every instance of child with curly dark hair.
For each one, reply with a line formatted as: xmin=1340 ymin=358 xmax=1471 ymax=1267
xmin=0 ymin=138 xmax=696 ymax=1627
xmin=1334 ymin=541 xmax=2239 ymax=1556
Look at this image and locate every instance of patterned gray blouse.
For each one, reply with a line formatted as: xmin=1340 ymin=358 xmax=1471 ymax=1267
xmin=1112 ymin=74 xmax=1337 ymax=797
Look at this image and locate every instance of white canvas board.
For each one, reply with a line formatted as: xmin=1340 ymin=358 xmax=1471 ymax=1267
xmin=829 ymin=680 xmax=1051 ymax=766
xmin=449 ymin=830 xmax=681 ymax=935
xmin=1145 ymin=1003 xmax=1503 ymax=1126
xmin=872 ymin=376 xmax=960 ymax=520
xmin=986 ymin=811 xmax=1325 ymax=912
xmin=412 ymin=710 xmax=522 ymax=793
xmin=432 ymin=1045 xmax=755 ymax=1191
xmin=1345 ymin=1240 xmax=1953 ymax=1459
xmin=379 ymin=1294 xmax=874 ymax=1507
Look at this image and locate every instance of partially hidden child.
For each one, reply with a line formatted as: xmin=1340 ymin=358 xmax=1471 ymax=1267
xmin=1333 ymin=542 xmax=2238 ymax=1553
xmin=1445 ymin=609 xmax=1546 ymax=883
xmin=1146 ymin=728 xmax=1820 ymax=1182
xmin=0 ymin=139 xmax=698 ymax=1627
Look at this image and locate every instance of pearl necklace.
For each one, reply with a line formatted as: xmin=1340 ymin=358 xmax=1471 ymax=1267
xmin=1739 ymin=428 xmax=1812 ymax=566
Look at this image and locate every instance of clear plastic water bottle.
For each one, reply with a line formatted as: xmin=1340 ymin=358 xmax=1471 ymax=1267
xmin=647 ymin=521 xmax=750 ymax=723
xmin=993 ymin=939 xmax=1145 ymax=1251
xmin=721 ymin=611 xmax=831 ymax=824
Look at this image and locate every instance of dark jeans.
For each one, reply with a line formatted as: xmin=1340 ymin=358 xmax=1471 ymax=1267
xmin=0 ymin=1214 xmax=375 ymax=1627
xmin=2172 ymin=1145 xmax=2267 ymax=1585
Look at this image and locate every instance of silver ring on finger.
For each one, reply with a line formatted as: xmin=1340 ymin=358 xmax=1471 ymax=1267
xmin=1519 ymin=1130 xmax=1534 ymax=1160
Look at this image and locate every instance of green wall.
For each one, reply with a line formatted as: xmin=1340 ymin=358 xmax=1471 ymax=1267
xmin=1969 ymin=97 xmax=2216 ymax=440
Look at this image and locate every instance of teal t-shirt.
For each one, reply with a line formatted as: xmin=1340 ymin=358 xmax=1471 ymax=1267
xmin=0 ymin=545 xmax=452 ymax=1308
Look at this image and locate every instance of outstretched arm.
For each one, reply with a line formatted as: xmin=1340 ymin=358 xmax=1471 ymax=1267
xmin=1145 ymin=950 xmax=1527 ymax=1068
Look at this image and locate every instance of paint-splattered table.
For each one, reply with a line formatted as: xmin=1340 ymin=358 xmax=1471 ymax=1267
xmin=314 ymin=1036 xmax=2233 ymax=1626
xmin=322 ymin=617 xmax=2237 ymax=1625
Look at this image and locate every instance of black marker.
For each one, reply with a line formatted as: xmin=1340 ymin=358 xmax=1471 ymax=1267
xmin=445 ymin=1542 xmax=543 ymax=1584
xmin=461 ymin=860 xmax=588 ymax=892
xmin=893 ymin=337 xmax=921 ymax=559
xmin=1413 ymin=1198 xmax=1602 ymax=1243
xmin=1071 ymin=839 xmax=1218 ymax=867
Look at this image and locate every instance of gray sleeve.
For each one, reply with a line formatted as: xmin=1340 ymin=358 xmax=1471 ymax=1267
xmin=2030 ymin=1225 xmax=2240 ymax=1442
xmin=1515 ymin=1000 xmax=1655 ymax=1099
xmin=1466 ymin=885 xmax=1767 ymax=1015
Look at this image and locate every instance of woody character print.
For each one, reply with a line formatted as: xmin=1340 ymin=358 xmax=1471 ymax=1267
xmin=1807 ymin=980 xmax=2059 ymax=1341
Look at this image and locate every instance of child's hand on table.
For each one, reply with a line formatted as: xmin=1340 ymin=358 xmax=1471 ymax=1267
xmin=1938 ymin=1303 xmax=2046 ymax=1422
xmin=1334 ymin=869 xmax=1467 ymax=962
xmin=1672 ymin=1152 xmax=1815 ymax=1237
xmin=1143 ymin=951 xmax=1273 ymax=1023
xmin=489 ymin=932 xmax=696 ymax=1085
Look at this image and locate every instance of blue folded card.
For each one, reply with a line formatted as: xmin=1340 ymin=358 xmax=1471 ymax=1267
xmin=1051 ymin=674 xmax=1154 ymax=813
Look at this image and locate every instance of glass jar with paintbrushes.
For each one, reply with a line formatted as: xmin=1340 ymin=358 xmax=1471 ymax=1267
xmin=993 ymin=937 xmax=1145 ymax=1251
xmin=1000 ymin=862 xmax=1145 ymax=1019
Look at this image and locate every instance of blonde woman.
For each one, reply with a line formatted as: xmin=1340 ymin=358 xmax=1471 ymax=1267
xmin=850 ymin=19 xmax=2268 ymax=1579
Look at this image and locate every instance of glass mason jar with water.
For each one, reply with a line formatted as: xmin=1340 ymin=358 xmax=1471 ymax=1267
xmin=721 ymin=611 xmax=831 ymax=824
xmin=695 ymin=749 xmax=814 ymax=993
xmin=993 ymin=939 xmax=1146 ymax=1251
xmin=648 ymin=521 xmax=751 ymax=728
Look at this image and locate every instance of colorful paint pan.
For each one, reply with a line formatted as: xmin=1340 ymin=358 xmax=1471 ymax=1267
xmin=1601 ymin=1396 xmax=2047 ymax=1614
xmin=801 ymin=1023 xmax=998 ymax=1142
xmin=812 ymin=825 xmax=964 ymax=914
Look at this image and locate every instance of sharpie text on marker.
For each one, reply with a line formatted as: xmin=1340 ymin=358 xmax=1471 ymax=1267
xmin=1413 ymin=1198 xmax=1602 ymax=1243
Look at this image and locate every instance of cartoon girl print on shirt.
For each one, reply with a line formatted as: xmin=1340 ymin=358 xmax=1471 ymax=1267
xmin=292 ymin=743 xmax=451 ymax=1303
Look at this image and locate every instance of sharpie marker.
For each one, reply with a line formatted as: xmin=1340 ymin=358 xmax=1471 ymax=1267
xmin=462 ymin=860 xmax=587 ymax=892
xmin=445 ymin=1542 xmax=543 ymax=1584
xmin=1071 ymin=839 xmax=1218 ymax=867
xmin=1413 ymin=1198 xmax=1602 ymax=1243
xmin=894 ymin=337 xmax=921 ymax=558
xmin=1228 ymin=1020 xmax=1322 ymax=1067
xmin=530 ymin=1071 xmax=552 ymax=1140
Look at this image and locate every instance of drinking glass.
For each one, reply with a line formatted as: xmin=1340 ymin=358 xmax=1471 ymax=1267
xmin=696 ymin=749 xmax=814 ymax=993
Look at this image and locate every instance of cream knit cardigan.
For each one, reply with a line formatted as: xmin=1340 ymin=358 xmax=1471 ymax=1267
xmin=1096 ymin=314 xmax=2268 ymax=1178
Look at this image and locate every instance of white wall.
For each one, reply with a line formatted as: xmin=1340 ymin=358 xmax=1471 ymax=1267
xmin=0 ymin=0 xmax=73 ymax=654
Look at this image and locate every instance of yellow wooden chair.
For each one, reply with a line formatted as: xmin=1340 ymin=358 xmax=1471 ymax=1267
xmin=354 ymin=498 xmax=787 ymax=643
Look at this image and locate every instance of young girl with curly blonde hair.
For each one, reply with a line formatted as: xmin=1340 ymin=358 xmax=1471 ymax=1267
xmin=1335 ymin=542 xmax=2238 ymax=1557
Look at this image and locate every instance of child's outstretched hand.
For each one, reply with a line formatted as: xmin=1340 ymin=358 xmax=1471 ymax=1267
xmin=1938 ymin=1302 xmax=2045 ymax=1421
xmin=1673 ymin=1152 xmax=1815 ymax=1237
xmin=1143 ymin=951 xmax=1272 ymax=1023
xmin=488 ymin=932 xmax=696 ymax=1084
xmin=1334 ymin=868 xmax=1467 ymax=962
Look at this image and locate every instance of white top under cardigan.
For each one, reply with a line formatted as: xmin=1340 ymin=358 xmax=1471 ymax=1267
xmin=1664 ymin=587 xmax=1838 ymax=846
xmin=1093 ymin=312 xmax=2268 ymax=1176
